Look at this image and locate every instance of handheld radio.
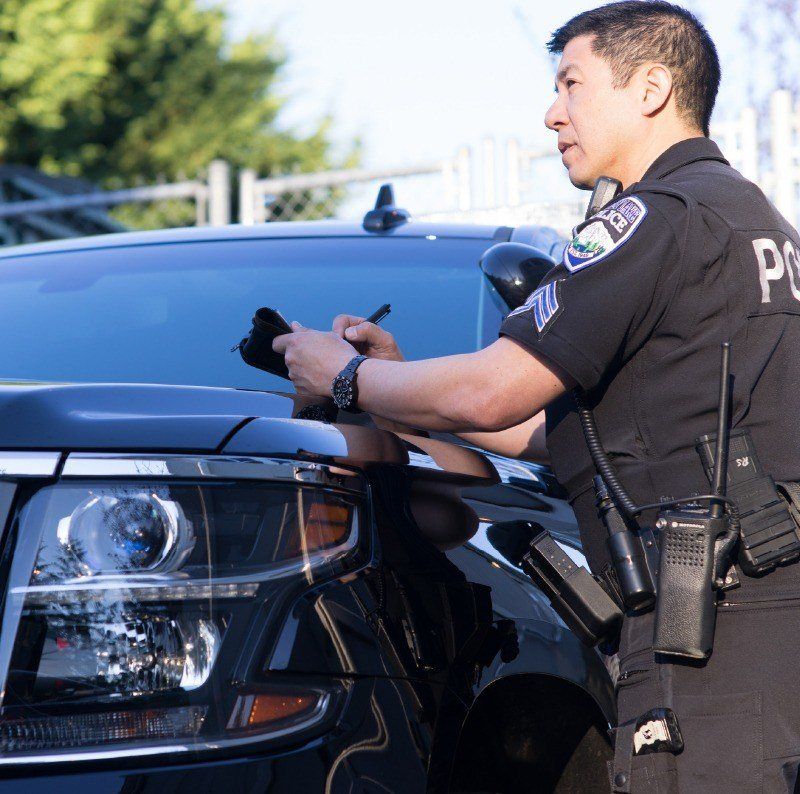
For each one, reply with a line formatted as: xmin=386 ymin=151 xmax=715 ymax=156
xmin=652 ymin=343 xmax=738 ymax=659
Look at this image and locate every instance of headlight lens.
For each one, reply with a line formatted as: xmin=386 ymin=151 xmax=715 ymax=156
xmin=56 ymin=492 xmax=194 ymax=574
xmin=0 ymin=477 xmax=360 ymax=763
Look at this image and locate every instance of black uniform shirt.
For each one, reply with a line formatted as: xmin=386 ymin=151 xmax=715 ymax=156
xmin=500 ymin=137 xmax=800 ymax=572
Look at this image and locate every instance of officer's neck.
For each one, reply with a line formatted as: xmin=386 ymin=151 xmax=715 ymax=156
xmin=617 ymin=127 xmax=706 ymax=190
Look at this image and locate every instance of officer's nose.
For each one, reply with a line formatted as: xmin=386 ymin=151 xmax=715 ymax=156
xmin=545 ymin=93 xmax=567 ymax=132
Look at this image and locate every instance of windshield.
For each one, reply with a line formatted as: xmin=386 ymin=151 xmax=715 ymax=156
xmin=0 ymin=236 xmax=502 ymax=390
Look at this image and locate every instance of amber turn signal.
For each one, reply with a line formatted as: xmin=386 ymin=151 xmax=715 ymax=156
xmin=226 ymin=690 xmax=321 ymax=733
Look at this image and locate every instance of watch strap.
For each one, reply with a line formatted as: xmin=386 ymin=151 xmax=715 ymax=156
xmin=341 ymin=355 xmax=367 ymax=378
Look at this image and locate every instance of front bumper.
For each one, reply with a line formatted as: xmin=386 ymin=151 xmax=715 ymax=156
xmin=0 ymin=675 xmax=431 ymax=793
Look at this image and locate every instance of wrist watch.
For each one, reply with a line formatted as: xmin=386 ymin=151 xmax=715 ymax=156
xmin=331 ymin=355 xmax=368 ymax=412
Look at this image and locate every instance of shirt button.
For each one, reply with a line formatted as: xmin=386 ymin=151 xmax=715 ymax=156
xmin=614 ymin=772 xmax=628 ymax=788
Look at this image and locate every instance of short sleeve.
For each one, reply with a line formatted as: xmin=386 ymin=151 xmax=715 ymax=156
xmin=499 ymin=194 xmax=682 ymax=391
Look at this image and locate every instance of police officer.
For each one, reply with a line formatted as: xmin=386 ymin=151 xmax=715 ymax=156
xmin=274 ymin=2 xmax=800 ymax=790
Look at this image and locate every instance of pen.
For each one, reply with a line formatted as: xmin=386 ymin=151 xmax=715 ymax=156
xmin=365 ymin=303 xmax=391 ymax=325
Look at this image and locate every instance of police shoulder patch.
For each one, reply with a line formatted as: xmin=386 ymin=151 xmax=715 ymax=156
xmin=507 ymin=278 xmax=563 ymax=336
xmin=564 ymin=195 xmax=648 ymax=273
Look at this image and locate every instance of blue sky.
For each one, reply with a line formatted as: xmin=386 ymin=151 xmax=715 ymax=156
xmin=225 ymin=0 xmax=748 ymax=177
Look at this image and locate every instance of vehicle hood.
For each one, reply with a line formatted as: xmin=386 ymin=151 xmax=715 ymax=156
xmin=0 ymin=382 xmax=499 ymax=482
xmin=0 ymin=381 xmax=298 ymax=452
xmin=0 ymin=381 xmax=498 ymax=484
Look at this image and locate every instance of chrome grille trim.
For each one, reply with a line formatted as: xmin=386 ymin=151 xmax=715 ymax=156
xmin=0 ymin=452 xmax=61 ymax=477
xmin=60 ymin=453 xmax=364 ymax=492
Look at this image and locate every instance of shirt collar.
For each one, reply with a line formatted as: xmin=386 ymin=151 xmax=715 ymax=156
xmin=641 ymin=137 xmax=729 ymax=181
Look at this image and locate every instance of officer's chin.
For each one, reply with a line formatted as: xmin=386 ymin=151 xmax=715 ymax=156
xmin=565 ymin=162 xmax=596 ymax=191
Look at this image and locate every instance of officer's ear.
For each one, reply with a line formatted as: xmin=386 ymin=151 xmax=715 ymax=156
xmin=639 ymin=63 xmax=673 ymax=119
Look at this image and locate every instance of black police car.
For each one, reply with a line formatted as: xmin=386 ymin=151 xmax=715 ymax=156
xmin=0 ymin=199 xmax=613 ymax=793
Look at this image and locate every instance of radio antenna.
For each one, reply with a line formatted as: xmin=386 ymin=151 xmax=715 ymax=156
xmin=711 ymin=342 xmax=732 ymax=518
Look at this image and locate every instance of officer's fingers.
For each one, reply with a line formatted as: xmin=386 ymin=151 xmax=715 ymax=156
xmin=332 ymin=314 xmax=365 ymax=338
xmin=272 ymin=333 xmax=293 ymax=354
xmin=345 ymin=322 xmax=391 ymax=346
xmin=290 ymin=321 xmax=310 ymax=332
xmin=331 ymin=315 xmax=349 ymax=336
xmin=344 ymin=321 xmax=372 ymax=342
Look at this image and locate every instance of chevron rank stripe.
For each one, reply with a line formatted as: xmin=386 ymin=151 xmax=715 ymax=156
xmin=532 ymin=280 xmax=560 ymax=332
xmin=508 ymin=279 xmax=563 ymax=335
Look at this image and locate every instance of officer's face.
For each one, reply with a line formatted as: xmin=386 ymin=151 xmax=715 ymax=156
xmin=545 ymin=35 xmax=644 ymax=189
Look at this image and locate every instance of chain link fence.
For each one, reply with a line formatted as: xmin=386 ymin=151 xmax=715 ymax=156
xmin=237 ymin=141 xmax=580 ymax=229
xmin=238 ymin=160 xmax=462 ymax=224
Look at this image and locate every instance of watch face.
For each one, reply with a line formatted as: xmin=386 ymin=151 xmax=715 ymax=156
xmin=332 ymin=376 xmax=354 ymax=408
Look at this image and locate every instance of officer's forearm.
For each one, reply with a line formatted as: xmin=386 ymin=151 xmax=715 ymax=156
xmin=354 ymin=355 xmax=491 ymax=431
xmin=456 ymin=411 xmax=549 ymax=463
xmin=354 ymin=340 xmax=566 ymax=432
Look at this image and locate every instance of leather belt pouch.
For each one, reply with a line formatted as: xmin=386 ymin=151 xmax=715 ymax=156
xmin=234 ymin=307 xmax=292 ymax=378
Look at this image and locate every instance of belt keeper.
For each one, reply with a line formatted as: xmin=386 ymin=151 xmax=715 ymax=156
xmin=611 ymin=722 xmax=635 ymax=792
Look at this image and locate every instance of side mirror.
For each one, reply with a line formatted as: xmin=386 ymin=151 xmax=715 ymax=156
xmin=479 ymin=242 xmax=555 ymax=312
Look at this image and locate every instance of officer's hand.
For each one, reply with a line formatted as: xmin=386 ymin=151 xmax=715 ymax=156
xmin=273 ymin=322 xmax=356 ymax=397
xmin=331 ymin=314 xmax=405 ymax=361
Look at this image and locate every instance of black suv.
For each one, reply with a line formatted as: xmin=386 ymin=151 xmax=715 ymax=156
xmin=0 ymin=209 xmax=613 ymax=793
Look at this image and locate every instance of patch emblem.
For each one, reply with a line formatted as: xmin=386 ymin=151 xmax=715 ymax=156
xmin=508 ymin=279 xmax=563 ymax=335
xmin=564 ymin=196 xmax=648 ymax=272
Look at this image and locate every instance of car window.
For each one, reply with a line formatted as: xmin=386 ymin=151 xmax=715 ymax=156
xmin=0 ymin=236 xmax=502 ymax=390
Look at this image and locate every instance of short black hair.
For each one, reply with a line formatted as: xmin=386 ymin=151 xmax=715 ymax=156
xmin=548 ymin=1 xmax=720 ymax=136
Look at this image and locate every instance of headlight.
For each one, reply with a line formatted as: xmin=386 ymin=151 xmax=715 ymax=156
xmin=0 ymin=470 xmax=362 ymax=764
xmin=56 ymin=491 xmax=195 ymax=574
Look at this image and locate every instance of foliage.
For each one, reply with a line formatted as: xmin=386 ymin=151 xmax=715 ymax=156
xmin=0 ymin=0 xmax=355 ymax=227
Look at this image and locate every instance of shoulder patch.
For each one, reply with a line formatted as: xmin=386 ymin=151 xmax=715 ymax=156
xmin=507 ymin=279 xmax=563 ymax=336
xmin=564 ymin=196 xmax=648 ymax=273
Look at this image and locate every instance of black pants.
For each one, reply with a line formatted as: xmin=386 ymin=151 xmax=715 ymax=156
xmin=611 ymin=563 xmax=800 ymax=793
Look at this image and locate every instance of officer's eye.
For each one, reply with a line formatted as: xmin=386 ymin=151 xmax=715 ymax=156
xmin=566 ymin=79 xmax=578 ymax=89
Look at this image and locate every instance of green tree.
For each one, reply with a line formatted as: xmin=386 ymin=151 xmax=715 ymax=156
xmin=0 ymin=0 xmax=355 ymax=227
